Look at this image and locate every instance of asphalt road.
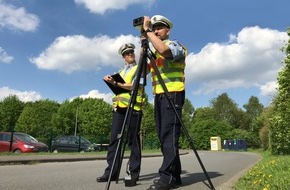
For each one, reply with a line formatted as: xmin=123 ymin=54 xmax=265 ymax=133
xmin=0 ymin=151 xmax=260 ymax=190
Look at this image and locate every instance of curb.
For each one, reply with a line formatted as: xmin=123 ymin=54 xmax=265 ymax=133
xmin=0 ymin=151 xmax=189 ymax=165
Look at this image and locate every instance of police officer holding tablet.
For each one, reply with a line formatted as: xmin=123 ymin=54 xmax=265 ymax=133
xmin=98 ymin=43 xmax=144 ymax=187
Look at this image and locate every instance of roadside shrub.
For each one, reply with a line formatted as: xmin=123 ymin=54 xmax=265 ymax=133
xmin=259 ymin=126 xmax=269 ymax=150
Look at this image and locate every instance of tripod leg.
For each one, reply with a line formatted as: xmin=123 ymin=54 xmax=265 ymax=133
xmin=105 ymin=107 xmax=134 ymax=190
xmin=124 ymin=111 xmax=142 ymax=187
xmin=115 ymin=108 xmax=134 ymax=183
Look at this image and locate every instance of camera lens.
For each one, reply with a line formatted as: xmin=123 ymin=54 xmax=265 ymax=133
xmin=133 ymin=17 xmax=144 ymax=27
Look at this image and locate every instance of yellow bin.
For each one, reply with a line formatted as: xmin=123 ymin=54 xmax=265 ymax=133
xmin=210 ymin=136 xmax=221 ymax=151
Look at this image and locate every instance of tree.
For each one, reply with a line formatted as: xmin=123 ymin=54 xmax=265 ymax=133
xmin=193 ymin=107 xmax=215 ymax=122
xmin=190 ymin=119 xmax=233 ymax=150
xmin=258 ymin=104 xmax=274 ymax=150
xmin=77 ymin=98 xmax=112 ymax=142
xmin=15 ymin=99 xmax=59 ymax=138
xmin=230 ymin=128 xmax=260 ymax=148
xmin=52 ymin=98 xmax=83 ymax=136
xmin=210 ymin=93 xmax=244 ymax=129
xmin=51 ymin=97 xmax=112 ymax=143
xmin=189 ymin=106 xmax=236 ymax=150
xmin=243 ymin=96 xmax=264 ymax=132
xmin=0 ymin=95 xmax=24 ymax=131
xmin=182 ymin=98 xmax=195 ymax=128
xmin=179 ymin=98 xmax=195 ymax=148
xmin=270 ymin=28 xmax=290 ymax=155
xmin=140 ymin=94 xmax=156 ymax=149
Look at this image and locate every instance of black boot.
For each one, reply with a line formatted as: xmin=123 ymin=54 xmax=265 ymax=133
xmin=153 ymin=177 xmax=182 ymax=186
xmin=96 ymin=174 xmax=117 ymax=182
xmin=148 ymin=179 xmax=176 ymax=190
xmin=124 ymin=172 xmax=139 ymax=187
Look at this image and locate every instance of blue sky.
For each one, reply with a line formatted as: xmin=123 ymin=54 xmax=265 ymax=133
xmin=0 ymin=0 xmax=289 ymax=108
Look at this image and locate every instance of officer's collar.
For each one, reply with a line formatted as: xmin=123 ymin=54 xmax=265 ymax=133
xmin=125 ymin=62 xmax=136 ymax=68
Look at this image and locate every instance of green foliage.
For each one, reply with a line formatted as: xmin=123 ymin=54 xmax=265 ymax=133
xmin=257 ymin=105 xmax=274 ymax=150
xmin=193 ymin=107 xmax=215 ymax=122
xmin=179 ymin=98 xmax=195 ymax=148
xmin=15 ymin=99 xmax=59 ymax=138
xmin=190 ymin=102 xmax=263 ymax=149
xmin=243 ymin=96 xmax=264 ymax=132
xmin=51 ymin=98 xmax=112 ymax=142
xmin=140 ymin=96 xmax=157 ymax=149
xmin=51 ymin=99 xmax=80 ymax=135
xmin=210 ymin=93 xmax=246 ymax=129
xmin=142 ymin=135 xmax=160 ymax=150
xmin=190 ymin=119 xmax=233 ymax=150
xmin=259 ymin=126 xmax=269 ymax=150
xmin=77 ymin=98 xmax=112 ymax=140
xmin=230 ymin=129 xmax=260 ymax=148
xmin=270 ymin=28 xmax=290 ymax=155
xmin=244 ymin=96 xmax=264 ymax=117
xmin=0 ymin=87 xmax=269 ymax=150
xmin=0 ymin=95 xmax=24 ymax=131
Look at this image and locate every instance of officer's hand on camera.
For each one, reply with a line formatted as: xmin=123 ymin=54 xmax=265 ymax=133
xmin=142 ymin=16 xmax=151 ymax=32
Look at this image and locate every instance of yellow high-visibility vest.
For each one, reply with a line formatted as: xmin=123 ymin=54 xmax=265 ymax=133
xmin=150 ymin=40 xmax=186 ymax=94
xmin=112 ymin=65 xmax=144 ymax=111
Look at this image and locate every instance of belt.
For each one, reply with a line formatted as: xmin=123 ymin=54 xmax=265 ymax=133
xmin=114 ymin=107 xmax=142 ymax=114
xmin=156 ymin=90 xmax=185 ymax=98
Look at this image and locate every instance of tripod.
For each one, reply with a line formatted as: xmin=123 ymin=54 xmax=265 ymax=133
xmin=105 ymin=37 xmax=215 ymax=190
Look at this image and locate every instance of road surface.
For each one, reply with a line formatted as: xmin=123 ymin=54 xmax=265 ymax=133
xmin=0 ymin=151 xmax=260 ymax=190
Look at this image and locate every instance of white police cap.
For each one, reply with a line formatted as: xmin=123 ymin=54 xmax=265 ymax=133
xmin=151 ymin=15 xmax=173 ymax=29
xmin=118 ymin=43 xmax=135 ymax=55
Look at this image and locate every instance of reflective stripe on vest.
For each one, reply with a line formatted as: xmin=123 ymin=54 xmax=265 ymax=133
xmin=112 ymin=65 xmax=144 ymax=111
xmin=150 ymin=40 xmax=186 ymax=94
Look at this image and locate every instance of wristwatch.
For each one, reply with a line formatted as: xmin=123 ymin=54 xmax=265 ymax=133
xmin=145 ymin=28 xmax=152 ymax=33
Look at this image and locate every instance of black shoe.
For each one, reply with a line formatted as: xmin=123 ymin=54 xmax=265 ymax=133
xmin=174 ymin=176 xmax=182 ymax=186
xmin=147 ymin=180 xmax=175 ymax=190
xmin=124 ymin=172 xmax=139 ymax=187
xmin=153 ymin=178 xmax=182 ymax=186
xmin=96 ymin=175 xmax=117 ymax=182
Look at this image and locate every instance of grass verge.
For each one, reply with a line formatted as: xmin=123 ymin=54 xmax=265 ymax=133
xmin=233 ymin=150 xmax=290 ymax=190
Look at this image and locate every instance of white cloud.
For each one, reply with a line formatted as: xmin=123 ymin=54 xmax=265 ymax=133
xmin=185 ymin=26 xmax=288 ymax=97
xmin=29 ymin=34 xmax=141 ymax=73
xmin=0 ymin=47 xmax=13 ymax=63
xmin=0 ymin=1 xmax=39 ymax=32
xmin=260 ymin=81 xmax=278 ymax=97
xmin=74 ymin=0 xmax=155 ymax=14
xmin=0 ymin=87 xmax=42 ymax=102
xmin=71 ymin=89 xmax=113 ymax=104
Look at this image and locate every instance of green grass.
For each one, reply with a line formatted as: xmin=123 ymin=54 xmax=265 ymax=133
xmin=234 ymin=150 xmax=290 ymax=190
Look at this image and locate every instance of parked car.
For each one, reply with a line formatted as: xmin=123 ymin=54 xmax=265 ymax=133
xmin=51 ymin=135 xmax=94 ymax=153
xmin=0 ymin=132 xmax=48 ymax=153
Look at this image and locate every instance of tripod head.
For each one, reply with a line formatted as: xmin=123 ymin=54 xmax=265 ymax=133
xmin=141 ymin=37 xmax=149 ymax=49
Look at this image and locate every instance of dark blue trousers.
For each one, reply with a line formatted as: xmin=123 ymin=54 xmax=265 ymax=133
xmin=154 ymin=91 xmax=185 ymax=184
xmin=104 ymin=108 xmax=142 ymax=177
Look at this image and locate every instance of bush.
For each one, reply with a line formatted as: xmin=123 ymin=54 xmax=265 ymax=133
xmin=259 ymin=126 xmax=269 ymax=150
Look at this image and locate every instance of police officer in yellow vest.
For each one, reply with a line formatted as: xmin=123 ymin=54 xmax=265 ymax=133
xmin=97 ymin=43 xmax=144 ymax=187
xmin=142 ymin=15 xmax=186 ymax=190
